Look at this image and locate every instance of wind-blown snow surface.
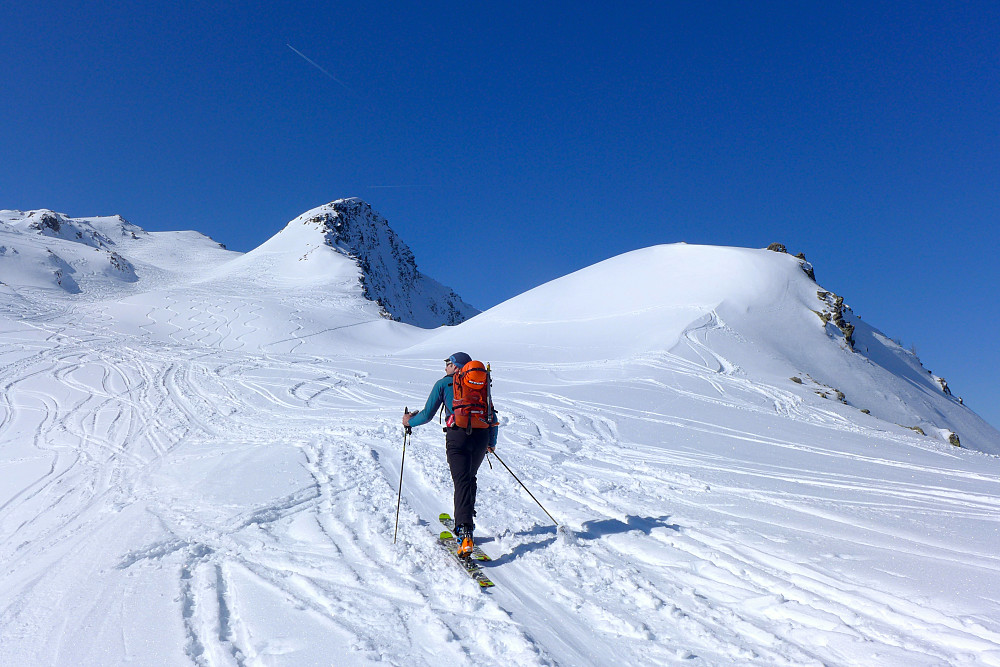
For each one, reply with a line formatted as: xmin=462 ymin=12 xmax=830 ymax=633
xmin=1 ymin=215 xmax=999 ymax=665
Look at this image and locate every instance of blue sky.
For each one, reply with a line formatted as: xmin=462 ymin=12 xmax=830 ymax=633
xmin=4 ymin=2 xmax=999 ymax=429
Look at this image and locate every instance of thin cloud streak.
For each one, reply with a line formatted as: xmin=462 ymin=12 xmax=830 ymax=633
xmin=286 ymin=43 xmax=354 ymax=94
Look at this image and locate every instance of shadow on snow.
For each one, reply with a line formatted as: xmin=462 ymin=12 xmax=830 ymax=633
xmin=484 ymin=515 xmax=679 ymax=566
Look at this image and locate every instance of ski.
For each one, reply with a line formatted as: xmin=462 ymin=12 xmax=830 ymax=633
xmin=437 ymin=528 xmax=495 ymax=588
xmin=438 ymin=513 xmax=492 ymax=562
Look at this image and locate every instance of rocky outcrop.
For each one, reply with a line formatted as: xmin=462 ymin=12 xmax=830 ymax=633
xmin=767 ymin=243 xmax=815 ymax=281
xmin=294 ymin=199 xmax=477 ymax=327
xmin=815 ymin=290 xmax=855 ymax=349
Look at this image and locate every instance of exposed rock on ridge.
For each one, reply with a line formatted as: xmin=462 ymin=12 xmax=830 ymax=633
xmin=295 ymin=199 xmax=477 ymax=327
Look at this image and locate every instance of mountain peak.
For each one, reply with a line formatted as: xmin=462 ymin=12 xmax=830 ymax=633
xmin=415 ymin=243 xmax=999 ymax=453
xmin=279 ymin=198 xmax=477 ymax=328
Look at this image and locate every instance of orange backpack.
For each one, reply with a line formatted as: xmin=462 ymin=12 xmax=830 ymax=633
xmin=452 ymin=360 xmax=496 ymax=431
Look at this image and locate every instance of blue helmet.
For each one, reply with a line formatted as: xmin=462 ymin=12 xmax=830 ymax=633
xmin=445 ymin=352 xmax=472 ymax=367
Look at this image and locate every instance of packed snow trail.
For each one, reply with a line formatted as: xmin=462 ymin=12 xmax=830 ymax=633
xmin=2 ymin=305 xmax=999 ymax=665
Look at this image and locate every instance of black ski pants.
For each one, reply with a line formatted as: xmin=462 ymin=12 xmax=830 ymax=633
xmin=445 ymin=426 xmax=490 ymax=530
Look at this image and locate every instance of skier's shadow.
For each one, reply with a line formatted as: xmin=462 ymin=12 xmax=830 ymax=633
xmin=482 ymin=515 xmax=679 ymax=566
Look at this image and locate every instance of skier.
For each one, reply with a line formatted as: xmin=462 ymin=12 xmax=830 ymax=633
xmin=403 ymin=352 xmax=498 ymax=558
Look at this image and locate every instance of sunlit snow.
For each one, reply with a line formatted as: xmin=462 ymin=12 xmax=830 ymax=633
xmin=1 ymin=206 xmax=998 ymax=666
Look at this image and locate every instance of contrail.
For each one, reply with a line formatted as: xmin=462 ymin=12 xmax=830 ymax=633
xmin=286 ymin=43 xmax=354 ymax=94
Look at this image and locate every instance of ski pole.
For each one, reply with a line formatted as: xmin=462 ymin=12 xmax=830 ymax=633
xmin=491 ymin=451 xmax=558 ymax=527
xmin=394 ymin=408 xmax=412 ymax=544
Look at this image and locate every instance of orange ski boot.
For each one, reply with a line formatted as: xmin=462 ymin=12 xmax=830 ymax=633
xmin=456 ymin=526 xmax=474 ymax=559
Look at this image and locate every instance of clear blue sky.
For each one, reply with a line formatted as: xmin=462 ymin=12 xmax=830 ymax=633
xmin=4 ymin=2 xmax=999 ymax=429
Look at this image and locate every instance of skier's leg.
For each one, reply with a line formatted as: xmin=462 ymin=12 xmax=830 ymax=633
xmin=466 ymin=429 xmax=489 ymax=526
xmin=446 ymin=428 xmax=475 ymax=527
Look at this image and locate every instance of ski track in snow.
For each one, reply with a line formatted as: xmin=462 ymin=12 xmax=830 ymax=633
xmin=0 ymin=296 xmax=999 ymax=665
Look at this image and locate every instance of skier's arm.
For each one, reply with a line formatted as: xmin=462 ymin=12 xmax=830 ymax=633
xmin=406 ymin=377 xmax=447 ymax=428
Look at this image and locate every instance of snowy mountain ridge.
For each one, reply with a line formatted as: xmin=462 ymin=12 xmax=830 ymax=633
xmin=1 ymin=203 xmax=994 ymax=452
xmin=1 ymin=201 xmax=999 ymax=665
xmin=0 ymin=202 xmax=476 ymax=329
xmin=253 ymin=199 xmax=478 ymax=327
xmin=411 ymin=242 xmax=998 ymax=454
xmin=2 ymin=208 xmax=142 ymax=249
xmin=0 ymin=209 xmax=141 ymax=291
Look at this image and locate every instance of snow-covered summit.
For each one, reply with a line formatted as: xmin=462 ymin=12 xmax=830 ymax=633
xmin=415 ymin=242 xmax=1000 ymax=454
xmin=219 ymin=198 xmax=478 ymax=328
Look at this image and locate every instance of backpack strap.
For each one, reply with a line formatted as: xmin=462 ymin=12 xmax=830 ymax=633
xmin=438 ymin=377 xmax=453 ymax=423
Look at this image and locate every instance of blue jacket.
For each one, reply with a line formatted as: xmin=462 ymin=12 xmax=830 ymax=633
xmin=410 ymin=374 xmax=498 ymax=447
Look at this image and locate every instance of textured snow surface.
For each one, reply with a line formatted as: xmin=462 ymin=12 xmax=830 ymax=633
xmin=1 ymin=209 xmax=999 ymax=666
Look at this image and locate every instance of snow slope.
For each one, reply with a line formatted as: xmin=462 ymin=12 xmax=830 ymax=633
xmin=0 ymin=209 xmax=140 ymax=292
xmin=220 ymin=199 xmax=478 ymax=328
xmin=414 ymin=243 xmax=998 ymax=454
xmin=1 ymin=209 xmax=999 ymax=666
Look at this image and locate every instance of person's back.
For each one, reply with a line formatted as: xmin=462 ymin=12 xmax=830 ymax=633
xmin=404 ymin=352 xmax=498 ymax=557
